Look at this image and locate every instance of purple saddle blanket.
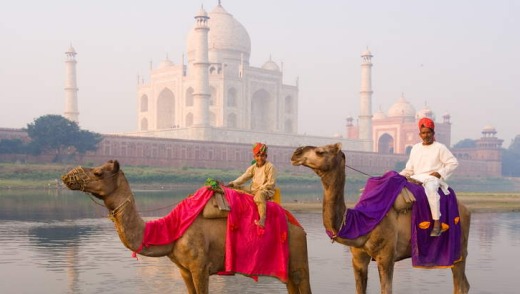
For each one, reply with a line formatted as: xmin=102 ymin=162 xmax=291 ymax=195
xmin=333 ymin=170 xmax=462 ymax=268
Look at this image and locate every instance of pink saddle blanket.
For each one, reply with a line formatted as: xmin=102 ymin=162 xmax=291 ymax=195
xmin=136 ymin=186 xmax=293 ymax=282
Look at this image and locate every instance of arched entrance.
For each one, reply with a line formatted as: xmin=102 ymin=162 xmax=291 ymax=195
xmin=378 ymin=133 xmax=394 ymax=154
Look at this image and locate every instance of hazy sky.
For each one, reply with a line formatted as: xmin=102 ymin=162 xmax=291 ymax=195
xmin=1 ymin=0 xmax=518 ymax=147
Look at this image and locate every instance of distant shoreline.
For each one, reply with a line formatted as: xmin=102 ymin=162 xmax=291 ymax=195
xmin=281 ymin=193 xmax=520 ymax=213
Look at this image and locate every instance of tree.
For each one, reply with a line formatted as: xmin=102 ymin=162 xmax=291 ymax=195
xmin=453 ymin=139 xmax=476 ymax=148
xmin=0 ymin=139 xmax=26 ymax=154
xmin=502 ymin=135 xmax=520 ymax=177
xmin=74 ymin=129 xmax=103 ymax=154
xmin=26 ymin=115 xmax=102 ymax=162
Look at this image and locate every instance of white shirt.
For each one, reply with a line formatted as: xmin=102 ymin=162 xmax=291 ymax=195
xmin=400 ymin=141 xmax=458 ymax=181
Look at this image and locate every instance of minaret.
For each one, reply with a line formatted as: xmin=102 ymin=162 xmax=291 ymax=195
xmin=192 ymin=7 xmax=210 ymax=127
xmin=359 ymin=48 xmax=373 ymax=146
xmin=64 ymin=45 xmax=79 ymax=124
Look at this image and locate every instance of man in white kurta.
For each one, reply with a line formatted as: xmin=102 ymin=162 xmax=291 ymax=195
xmin=400 ymin=118 xmax=458 ymax=236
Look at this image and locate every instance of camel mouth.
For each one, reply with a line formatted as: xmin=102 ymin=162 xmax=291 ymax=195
xmin=291 ymin=146 xmax=308 ymax=166
xmin=290 ymin=158 xmax=303 ymax=166
xmin=61 ymin=166 xmax=91 ymax=191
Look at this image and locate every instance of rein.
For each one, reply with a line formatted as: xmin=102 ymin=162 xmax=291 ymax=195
xmin=345 ymin=164 xmax=372 ymax=177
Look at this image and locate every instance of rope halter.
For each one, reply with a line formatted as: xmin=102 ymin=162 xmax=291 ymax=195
xmin=61 ymin=166 xmax=92 ymax=192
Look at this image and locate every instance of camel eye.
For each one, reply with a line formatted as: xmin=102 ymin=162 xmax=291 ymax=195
xmin=93 ymin=169 xmax=103 ymax=177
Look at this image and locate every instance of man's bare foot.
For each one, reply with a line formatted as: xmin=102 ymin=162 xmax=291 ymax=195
xmin=254 ymin=219 xmax=265 ymax=228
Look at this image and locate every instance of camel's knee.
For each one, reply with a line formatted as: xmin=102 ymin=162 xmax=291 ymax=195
xmin=289 ymin=267 xmax=309 ymax=285
xmin=288 ymin=269 xmax=312 ymax=294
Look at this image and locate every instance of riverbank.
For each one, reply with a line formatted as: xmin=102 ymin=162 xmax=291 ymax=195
xmin=1 ymin=162 xmax=519 ymax=213
xmin=281 ymin=192 xmax=520 ymax=213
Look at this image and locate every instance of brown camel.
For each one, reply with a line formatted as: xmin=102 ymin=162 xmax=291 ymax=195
xmin=291 ymin=143 xmax=470 ymax=294
xmin=61 ymin=160 xmax=311 ymax=294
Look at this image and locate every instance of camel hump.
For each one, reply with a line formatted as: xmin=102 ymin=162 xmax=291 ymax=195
xmin=394 ymin=187 xmax=416 ymax=212
xmin=202 ymin=192 xmax=230 ymax=219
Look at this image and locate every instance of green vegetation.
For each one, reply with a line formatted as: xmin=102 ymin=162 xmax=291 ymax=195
xmin=502 ymin=135 xmax=520 ymax=177
xmin=0 ymin=115 xmax=102 ymax=163
xmin=0 ymin=162 xmax=323 ymax=190
xmin=0 ymin=161 xmax=518 ymax=193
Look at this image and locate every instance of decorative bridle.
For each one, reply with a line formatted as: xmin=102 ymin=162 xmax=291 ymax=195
xmin=62 ymin=166 xmax=92 ymax=192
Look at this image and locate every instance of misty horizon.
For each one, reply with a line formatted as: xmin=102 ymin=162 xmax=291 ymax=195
xmin=0 ymin=1 xmax=518 ymax=148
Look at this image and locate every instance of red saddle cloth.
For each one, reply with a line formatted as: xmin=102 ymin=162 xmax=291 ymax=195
xmin=222 ymin=187 xmax=291 ymax=282
xmin=137 ymin=186 xmax=294 ymax=282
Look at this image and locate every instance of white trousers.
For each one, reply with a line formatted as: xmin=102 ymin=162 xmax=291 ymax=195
xmin=411 ymin=174 xmax=449 ymax=220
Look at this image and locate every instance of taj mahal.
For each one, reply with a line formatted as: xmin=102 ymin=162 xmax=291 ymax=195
xmin=62 ymin=3 xmax=490 ymax=156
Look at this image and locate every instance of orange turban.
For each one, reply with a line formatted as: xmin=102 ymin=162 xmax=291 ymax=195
xmin=418 ymin=117 xmax=435 ymax=130
xmin=253 ymin=142 xmax=268 ymax=155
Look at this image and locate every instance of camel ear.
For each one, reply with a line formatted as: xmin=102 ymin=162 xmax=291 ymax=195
xmin=334 ymin=143 xmax=342 ymax=153
xmin=113 ymin=160 xmax=120 ymax=173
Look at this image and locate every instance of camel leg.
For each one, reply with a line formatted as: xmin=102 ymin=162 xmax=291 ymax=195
xmin=286 ymin=266 xmax=312 ymax=294
xmin=451 ymin=259 xmax=470 ymax=294
xmin=178 ymin=267 xmax=197 ymax=294
xmin=189 ymin=267 xmax=210 ymax=294
xmin=286 ymin=267 xmax=312 ymax=294
xmin=452 ymin=205 xmax=471 ymax=294
xmin=287 ymin=225 xmax=312 ymax=294
xmin=350 ymin=247 xmax=371 ymax=294
xmin=375 ymin=258 xmax=395 ymax=294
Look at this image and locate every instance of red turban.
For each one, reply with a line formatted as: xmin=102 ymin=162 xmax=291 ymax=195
xmin=418 ymin=117 xmax=435 ymax=130
xmin=253 ymin=142 xmax=268 ymax=155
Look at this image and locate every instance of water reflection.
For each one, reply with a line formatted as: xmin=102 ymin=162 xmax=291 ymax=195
xmin=0 ymin=190 xmax=519 ymax=293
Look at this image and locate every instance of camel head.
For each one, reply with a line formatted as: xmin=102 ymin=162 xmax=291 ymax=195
xmin=291 ymin=143 xmax=345 ymax=172
xmin=61 ymin=160 xmax=122 ymax=199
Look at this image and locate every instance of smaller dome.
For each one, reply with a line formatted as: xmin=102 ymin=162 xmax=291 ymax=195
xmin=158 ymin=58 xmax=174 ymax=69
xmin=373 ymin=109 xmax=386 ymax=120
xmin=196 ymin=7 xmax=208 ymax=18
xmin=416 ymin=105 xmax=435 ymax=120
xmin=387 ymin=95 xmax=416 ymax=118
xmin=482 ymin=124 xmax=496 ymax=133
xmin=361 ymin=48 xmax=372 ymax=56
xmin=66 ymin=44 xmax=76 ymax=54
xmin=262 ymin=59 xmax=280 ymax=71
xmin=346 ymin=116 xmax=354 ymax=126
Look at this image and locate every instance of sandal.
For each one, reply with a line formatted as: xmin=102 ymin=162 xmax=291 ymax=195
xmin=430 ymin=227 xmax=442 ymax=237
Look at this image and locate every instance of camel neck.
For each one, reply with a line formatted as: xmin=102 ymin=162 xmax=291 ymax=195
xmin=107 ymin=176 xmax=146 ymax=253
xmin=320 ymin=165 xmax=346 ymax=235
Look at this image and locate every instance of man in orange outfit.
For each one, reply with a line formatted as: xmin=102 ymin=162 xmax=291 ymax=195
xmin=228 ymin=143 xmax=277 ymax=228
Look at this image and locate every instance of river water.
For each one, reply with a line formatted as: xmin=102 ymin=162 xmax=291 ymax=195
xmin=0 ymin=189 xmax=519 ymax=293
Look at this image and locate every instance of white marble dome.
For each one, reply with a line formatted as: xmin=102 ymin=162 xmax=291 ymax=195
xmin=186 ymin=4 xmax=251 ymax=63
xmin=262 ymin=59 xmax=280 ymax=71
xmin=387 ymin=95 xmax=416 ymax=118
